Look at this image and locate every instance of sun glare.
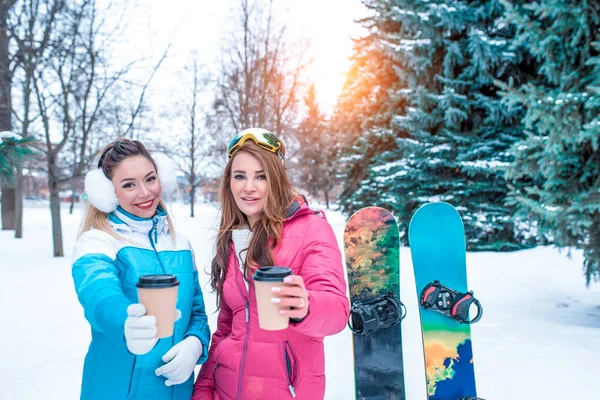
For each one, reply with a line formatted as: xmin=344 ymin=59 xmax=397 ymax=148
xmin=289 ymin=0 xmax=367 ymax=115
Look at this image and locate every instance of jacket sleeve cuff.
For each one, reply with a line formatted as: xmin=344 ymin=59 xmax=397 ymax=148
xmin=185 ymin=327 xmax=211 ymax=364
xmin=288 ymin=289 xmax=349 ymax=337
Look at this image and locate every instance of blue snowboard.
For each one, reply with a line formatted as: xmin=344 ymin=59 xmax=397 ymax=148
xmin=409 ymin=202 xmax=479 ymax=400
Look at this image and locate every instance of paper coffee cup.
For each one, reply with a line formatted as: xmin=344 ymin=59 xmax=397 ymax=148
xmin=136 ymin=274 xmax=180 ymax=338
xmin=253 ymin=266 xmax=293 ymax=331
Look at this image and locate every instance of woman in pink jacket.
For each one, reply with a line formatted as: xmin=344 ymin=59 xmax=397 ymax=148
xmin=193 ymin=128 xmax=349 ymax=400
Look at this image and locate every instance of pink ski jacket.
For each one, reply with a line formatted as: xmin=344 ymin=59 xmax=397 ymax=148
xmin=193 ymin=197 xmax=349 ymax=400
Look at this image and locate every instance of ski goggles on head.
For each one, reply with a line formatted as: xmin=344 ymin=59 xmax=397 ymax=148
xmin=227 ymin=128 xmax=286 ymax=167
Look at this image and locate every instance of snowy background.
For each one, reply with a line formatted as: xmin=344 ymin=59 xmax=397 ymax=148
xmin=1 ymin=202 xmax=599 ymax=399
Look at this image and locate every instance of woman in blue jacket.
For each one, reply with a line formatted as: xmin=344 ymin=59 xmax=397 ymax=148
xmin=72 ymin=139 xmax=210 ymax=400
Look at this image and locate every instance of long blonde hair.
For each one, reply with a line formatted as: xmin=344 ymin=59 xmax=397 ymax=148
xmin=78 ymin=139 xmax=175 ymax=241
xmin=211 ymin=141 xmax=298 ymax=307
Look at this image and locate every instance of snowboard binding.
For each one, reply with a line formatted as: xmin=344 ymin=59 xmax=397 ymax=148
xmin=348 ymin=293 xmax=406 ymax=335
xmin=420 ymin=280 xmax=483 ymax=324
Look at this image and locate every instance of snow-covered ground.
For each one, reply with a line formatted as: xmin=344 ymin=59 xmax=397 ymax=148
xmin=1 ymin=202 xmax=599 ymax=399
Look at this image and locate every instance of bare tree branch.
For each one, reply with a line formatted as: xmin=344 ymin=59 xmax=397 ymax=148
xmin=123 ymin=34 xmax=174 ymax=136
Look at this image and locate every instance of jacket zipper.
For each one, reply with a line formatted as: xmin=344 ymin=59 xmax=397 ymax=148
xmin=283 ymin=340 xmax=298 ymax=398
xmin=234 ymin=269 xmax=250 ymax=400
xmin=126 ymin=356 xmax=137 ymax=399
xmin=148 ymin=217 xmax=166 ymax=274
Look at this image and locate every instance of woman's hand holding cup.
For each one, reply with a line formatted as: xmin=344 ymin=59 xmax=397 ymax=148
xmin=271 ymin=274 xmax=309 ymax=320
xmin=124 ymin=303 xmax=158 ymax=355
xmin=253 ymin=267 xmax=309 ymax=329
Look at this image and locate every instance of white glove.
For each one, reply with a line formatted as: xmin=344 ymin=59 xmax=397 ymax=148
xmin=124 ymin=304 xmax=158 ymax=355
xmin=155 ymin=336 xmax=203 ymax=386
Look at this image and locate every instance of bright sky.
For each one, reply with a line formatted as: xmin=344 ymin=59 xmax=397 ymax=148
xmin=115 ymin=0 xmax=367 ymax=115
xmin=286 ymin=0 xmax=368 ymax=112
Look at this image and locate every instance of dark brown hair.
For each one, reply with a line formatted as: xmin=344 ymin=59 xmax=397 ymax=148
xmin=97 ymin=139 xmax=156 ymax=179
xmin=211 ymin=141 xmax=298 ymax=307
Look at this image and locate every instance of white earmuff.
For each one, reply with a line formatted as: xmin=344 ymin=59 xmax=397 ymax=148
xmin=152 ymin=152 xmax=177 ymax=194
xmin=84 ymin=168 xmax=119 ymax=213
xmin=84 ymin=152 xmax=177 ymax=213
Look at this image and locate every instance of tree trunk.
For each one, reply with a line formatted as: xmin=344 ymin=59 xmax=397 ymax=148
xmin=1 ymin=178 xmax=14 ymax=229
xmin=190 ymin=184 xmax=195 ymax=218
xmin=69 ymin=187 xmax=75 ymax=214
xmin=16 ymin=32 xmax=35 ymax=240
xmin=0 ymin=1 xmax=16 ymax=230
xmin=14 ymin=163 xmax=22 ymax=237
xmin=48 ymin=174 xmax=64 ymax=257
xmin=323 ymin=190 xmax=330 ymax=209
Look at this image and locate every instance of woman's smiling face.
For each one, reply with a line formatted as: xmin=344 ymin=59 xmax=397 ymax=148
xmin=229 ymin=151 xmax=268 ymax=227
xmin=111 ymin=155 xmax=162 ymax=218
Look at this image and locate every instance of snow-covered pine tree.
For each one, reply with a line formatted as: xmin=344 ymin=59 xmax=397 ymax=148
xmin=296 ymin=85 xmax=339 ymax=208
xmin=0 ymin=131 xmax=33 ymax=183
xmin=337 ymin=0 xmax=536 ymax=250
xmin=501 ymin=0 xmax=600 ymax=283
xmin=334 ymin=25 xmax=404 ymax=215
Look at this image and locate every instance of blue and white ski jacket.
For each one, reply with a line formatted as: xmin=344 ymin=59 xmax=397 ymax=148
xmin=72 ymin=206 xmax=210 ymax=400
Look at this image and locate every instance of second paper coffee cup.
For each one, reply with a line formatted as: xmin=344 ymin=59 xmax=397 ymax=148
xmin=136 ymin=274 xmax=179 ymax=338
xmin=253 ymin=266 xmax=293 ymax=330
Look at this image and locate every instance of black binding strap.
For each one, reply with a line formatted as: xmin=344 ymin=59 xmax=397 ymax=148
xmin=420 ymin=280 xmax=482 ymax=324
xmin=348 ymin=293 xmax=406 ymax=335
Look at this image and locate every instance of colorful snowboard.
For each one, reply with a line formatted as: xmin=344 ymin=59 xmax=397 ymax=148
xmin=409 ymin=202 xmax=479 ymax=400
xmin=344 ymin=207 xmax=405 ymax=400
